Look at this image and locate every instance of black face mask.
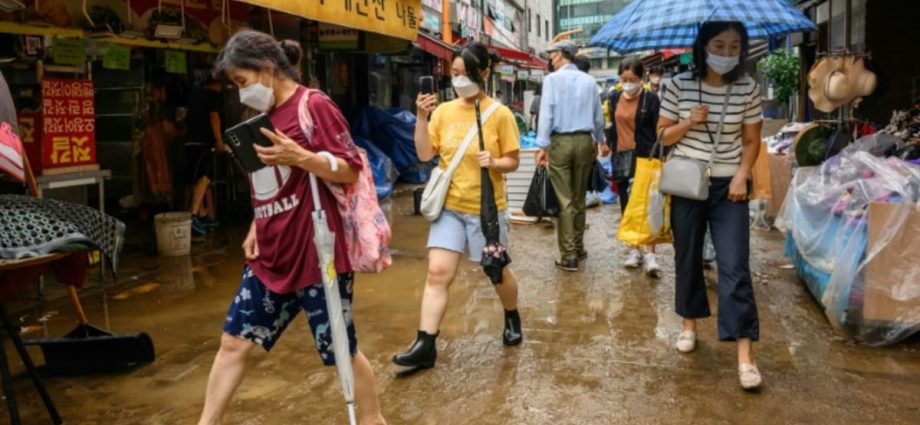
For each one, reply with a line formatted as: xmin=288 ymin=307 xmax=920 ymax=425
xmin=548 ymin=59 xmax=555 ymax=73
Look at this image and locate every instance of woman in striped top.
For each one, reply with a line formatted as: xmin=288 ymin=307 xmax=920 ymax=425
xmin=656 ymin=21 xmax=764 ymax=390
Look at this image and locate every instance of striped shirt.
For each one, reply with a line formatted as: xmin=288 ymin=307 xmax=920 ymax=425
xmin=659 ymin=72 xmax=763 ymax=177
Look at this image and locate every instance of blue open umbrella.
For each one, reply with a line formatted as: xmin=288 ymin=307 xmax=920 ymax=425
xmin=589 ymin=0 xmax=817 ymax=53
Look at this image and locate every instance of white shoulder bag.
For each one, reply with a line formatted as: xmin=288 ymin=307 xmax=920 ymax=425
xmin=659 ymin=82 xmax=734 ymax=201
xmin=420 ymin=101 xmax=501 ymax=221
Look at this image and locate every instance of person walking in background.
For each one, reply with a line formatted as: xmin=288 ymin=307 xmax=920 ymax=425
xmin=185 ymin=77 xmax=227 ymax=236
xmin=530 ymin=83 xmax=541 ymax=132
xmin=606 ymin=59 xmax=662 ymax=277
xmin=536 ymin=40 xmax=605 ymax=272
xmin=198 ymin=30 xmax=386 ymax=424
xmin=656 ymin=21 xmax=764 ymax=390
xmin=648 ymin=66 xmax=665 ymax=95
xmin=393 ymin=43 xmax=523 ymax=371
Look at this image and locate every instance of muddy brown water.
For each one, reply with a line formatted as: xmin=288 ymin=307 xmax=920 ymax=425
xmin=5 ymin=195 xmax=920 ymax=424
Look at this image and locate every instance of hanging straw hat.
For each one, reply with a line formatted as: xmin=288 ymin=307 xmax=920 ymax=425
xmin=809 ymin=55 xmax=878 ymax=113
xmin=809 ymin=56 xmax=851 ymax=113
xmin=808 ymin=57 xmax=839 ymax=113
xmin=847 ymin=57 xmax=878 ymax=108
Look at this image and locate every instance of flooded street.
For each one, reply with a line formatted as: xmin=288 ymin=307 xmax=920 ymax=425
xmin=7 ymin=193 xmax=920 ymax=424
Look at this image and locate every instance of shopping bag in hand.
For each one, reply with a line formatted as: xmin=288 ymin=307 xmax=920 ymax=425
xmin=588 ymin=159 xmax=610 ymax=193
xmin=617 ymin=157 xmax=672 ymax=245
xmin=522 ymin=167 xmax=560 ymax=218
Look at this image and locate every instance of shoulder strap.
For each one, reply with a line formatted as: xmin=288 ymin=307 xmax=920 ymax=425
xmin=700 ymin=81 xmax=734 ymax=170
xmin=308 ymin=152 xmax=339 ymax=213
xmin=444 ymin=101 xmax=501 ymax=176
xmin=637 ymin=90 xmax=649 ymax=123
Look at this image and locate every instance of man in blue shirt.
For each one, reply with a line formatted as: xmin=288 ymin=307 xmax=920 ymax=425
xmin=536 ymin=40 xmax=605 ymax=272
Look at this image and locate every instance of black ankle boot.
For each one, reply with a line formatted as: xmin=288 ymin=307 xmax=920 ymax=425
xmin=503 ymin=310 xmax=523 ymax=346
xmin=392 ymin=331 xmax=438 ymax=368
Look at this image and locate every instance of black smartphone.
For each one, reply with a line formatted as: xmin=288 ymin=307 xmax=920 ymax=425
xmin=419 ymin=76 xmax=434 ymax=95
xmin=223 ymin=113 xmax=275 ymax=173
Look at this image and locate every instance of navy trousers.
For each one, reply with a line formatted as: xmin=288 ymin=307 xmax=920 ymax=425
xmin=670 ymin=177 xmax=759 ymax=341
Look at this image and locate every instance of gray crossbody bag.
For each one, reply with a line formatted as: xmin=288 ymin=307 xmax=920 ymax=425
xmin=659 ymin=81 xmax=734 ymax=201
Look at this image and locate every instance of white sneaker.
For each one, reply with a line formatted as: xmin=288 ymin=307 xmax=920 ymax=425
xmin=739 ymin=363 xmax=763 ymax=390
xmin=624 ymin=249 xmax=644 ymax=269
xmin=645 ymin=253 xmax=662 ymax=278
xmin=675 ymin=330 xmax=696 ymax=353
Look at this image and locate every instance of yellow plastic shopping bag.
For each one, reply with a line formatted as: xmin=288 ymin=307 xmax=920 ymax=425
xmin=617 ymin=157 xmax=672 ymax=246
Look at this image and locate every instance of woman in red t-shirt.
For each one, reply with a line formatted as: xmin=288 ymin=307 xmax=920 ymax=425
xmin=197 ymin=30 xmax=386 ymax=425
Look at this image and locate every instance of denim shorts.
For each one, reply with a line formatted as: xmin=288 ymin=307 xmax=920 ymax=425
xmin=427 ymin=209 xmax=510 ymax=262
xmin=223 ymin=267 xmax=357 ymax=366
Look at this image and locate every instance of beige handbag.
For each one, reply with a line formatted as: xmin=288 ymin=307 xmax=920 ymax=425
xmin=420 ymin=101 xmax=501 ymax=221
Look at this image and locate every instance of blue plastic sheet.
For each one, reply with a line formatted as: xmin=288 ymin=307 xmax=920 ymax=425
xmin=354 ymin=136 xmax=398 ymax=200
xmin=352 ymin=107 xmax=434 ymax=184
xmin=520 ymin=131 xmax=539 ymax=149
xmin=599 ymin=185 xmax=618 ymax=204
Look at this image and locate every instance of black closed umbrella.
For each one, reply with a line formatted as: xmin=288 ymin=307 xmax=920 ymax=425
xmin=475 ymin=100 xmax=511 ymax=284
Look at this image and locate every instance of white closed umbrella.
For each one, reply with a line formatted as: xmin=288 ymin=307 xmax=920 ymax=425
xmin=309 ymin=152 xmax=356 ymax=425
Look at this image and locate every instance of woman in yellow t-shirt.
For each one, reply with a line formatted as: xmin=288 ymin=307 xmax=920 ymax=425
xmin=393 ymin=43 xmax=522 ymax=370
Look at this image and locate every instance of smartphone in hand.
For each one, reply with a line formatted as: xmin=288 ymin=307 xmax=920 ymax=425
xmin=224 ymin=114 xmax=275 ymax=173
xmin=419 ymin=76 xmax=435 ymax=95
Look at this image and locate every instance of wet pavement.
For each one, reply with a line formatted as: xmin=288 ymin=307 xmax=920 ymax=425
xmin=5 ymin=193 xmax=920 ymax=424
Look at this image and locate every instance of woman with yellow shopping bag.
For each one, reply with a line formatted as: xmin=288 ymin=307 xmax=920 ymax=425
xmin=615 ymin=133 xmax=671 ymax=259
xmin=607 ymin=59 xmax=666 ymax=277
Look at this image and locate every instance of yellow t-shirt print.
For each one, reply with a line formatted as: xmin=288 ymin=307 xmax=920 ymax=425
xmin=428 ymin=97 xmax=520 ymax=215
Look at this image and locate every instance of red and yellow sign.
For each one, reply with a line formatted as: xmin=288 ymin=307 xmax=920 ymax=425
xmin=238 ymin=0 xmax=422 ymax=41
xmin=40 ymin=79 xmax=96 ymax=169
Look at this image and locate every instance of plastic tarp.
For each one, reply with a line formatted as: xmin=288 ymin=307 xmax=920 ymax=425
xmin=354 ymin=136 xmax=398 ymax=200
xmin=352 ymin=107 xmax=434 ymax=184
xmin=778 ymin=150 xmax=920 ymax=345
xmin=520 ymin=131 xmax=539 ymax=149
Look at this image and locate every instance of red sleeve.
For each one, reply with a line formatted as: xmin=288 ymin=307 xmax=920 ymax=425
xmin=307 ymin=93 xmax=362 ymax=171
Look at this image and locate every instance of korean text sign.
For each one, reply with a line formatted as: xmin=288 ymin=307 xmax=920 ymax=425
xmin=41 ymin=79 xmax=97 ymax=169
xmin=238 ymin=0 xmax=422 ymax=41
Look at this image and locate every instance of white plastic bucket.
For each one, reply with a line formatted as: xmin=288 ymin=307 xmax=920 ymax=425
xmin=154 ymin=212 xmax=192 ymax=256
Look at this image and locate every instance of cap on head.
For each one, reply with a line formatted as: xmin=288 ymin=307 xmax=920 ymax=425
xmin=545 ymin=40 xmax=579 ymax=58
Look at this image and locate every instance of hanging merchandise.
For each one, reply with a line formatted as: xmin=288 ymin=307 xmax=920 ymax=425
xmin=808 ymin=55 xmax=878 ymax=113
xmin=778 ymin=149 xmax=920 ymax=346
xmin=882 ymin=108 xmax=920 ymax=142
xmin=140 ymin=109 xmax=173 ymax=199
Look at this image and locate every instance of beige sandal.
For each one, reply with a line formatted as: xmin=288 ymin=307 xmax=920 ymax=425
xmin=739 ymin=363 xmax=763 ymax=390
xmin=675 ymin=330 xmax=696 ymax=353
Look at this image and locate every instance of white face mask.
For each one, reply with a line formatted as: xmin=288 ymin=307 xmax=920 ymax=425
xmin=650 ymin=76 xmax=662 ymax=85
xmin=621 ymin=82 xmax=641 ymax=95
xmin=239 ymin=72 xmax=275 ymax=112
xmin=706 ymin=53 xmax=740 ymax=76
xmin=451 ymin=75 xmax=481 ymax=99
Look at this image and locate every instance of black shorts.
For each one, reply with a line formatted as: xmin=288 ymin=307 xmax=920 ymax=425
xmin=185 ymin=143 xmax=214 ymax=183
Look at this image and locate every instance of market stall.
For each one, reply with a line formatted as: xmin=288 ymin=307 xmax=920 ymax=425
xmin=778 ymin=55 xmax=920 ymax=344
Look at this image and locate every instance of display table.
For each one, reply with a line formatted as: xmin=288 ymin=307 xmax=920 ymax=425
xmin=35 ymin=169 xmax=111 ymax=213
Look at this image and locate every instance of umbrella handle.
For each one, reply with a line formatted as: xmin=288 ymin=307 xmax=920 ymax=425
xmin=474 ymin=100 xmax=486 ymax=152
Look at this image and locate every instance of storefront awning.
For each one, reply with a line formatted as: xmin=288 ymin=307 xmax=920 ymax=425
xmin=416 ymin=32 xmax=454 ymax=62
xmin=236 ymin=0 xmax=422 ymax=41
xmin=490 ymin=46 xmax=547 ymax=70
